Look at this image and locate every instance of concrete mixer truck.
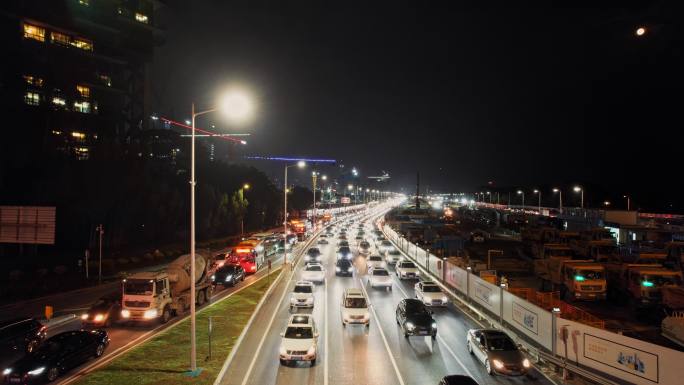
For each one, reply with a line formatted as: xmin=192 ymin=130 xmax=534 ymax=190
xmin=120 ymin=250 xmax=213 ymax=324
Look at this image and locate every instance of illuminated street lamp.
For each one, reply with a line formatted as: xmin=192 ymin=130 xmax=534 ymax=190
xmin=517 ymin=190 xmax=525 ymax=208
xmin=604 ymin=201 xmax=611 ymax=207
xmin=312 ymin=172 xmax=319 ymax=231
xmin=284 ymin=161 xmax=306 ymax=263
xmin=624 ymin=195 xmax=631 ymax=211
xmin=533 ymin=189 xmax=541 ymax=213
xmin=240 ymin=183 xmax=250 ymax=238
xmin=553 ymin=188 xmax=563 ymax=214
xmin=573 ymin=186 xmax=584 ymax=209
xmin=636 ymin=26 xmax=646 ymax=37
xmin=188 ymin=87 xmax=254 ymax=374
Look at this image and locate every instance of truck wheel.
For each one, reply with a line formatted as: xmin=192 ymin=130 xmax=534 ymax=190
xmin=197 ymin=290 xmax=206 ymax=306
xmin=160 ymin=307 xmax=171 ymax=324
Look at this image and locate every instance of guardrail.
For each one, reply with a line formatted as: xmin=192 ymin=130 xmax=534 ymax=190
xmin=381 ymin=223 xmax=684 ymax=385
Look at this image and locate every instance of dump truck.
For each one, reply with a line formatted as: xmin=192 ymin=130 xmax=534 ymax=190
xmin=661 ymin=286 xmax=684 ymax=348
xmin=535 ymin=254 xmax=606 ymax=301
xmin=121 ymin=250 xmax=213 ymax=324
xmin=570 ymin=228 xmax=616 ymax=260
xmin=607 ymin=264 xmax=683 ymax=313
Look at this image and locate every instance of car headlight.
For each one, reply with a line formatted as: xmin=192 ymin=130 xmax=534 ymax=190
xmin=405 ymin=322 xmax=415 ymax=330
xmin=307 ymin=346 xmax=316 ymax=355
xmin=432 ymin=322 xmax=437 ymax=329
xmin=279 ymin=346 xmax=287 ymax=355
xmin=143 ymin=309 xmax=158 ymax=319
xmin=290 ymin=296 xmax=296 ymax=304
xmin=28 ymin=367 xmax=45 ymax=376
xmin=442 ymin=296 xmax=448 ymax=302
xmin=3 ymin=368 xmax=11 ymax=375
xmin=347 ymin=267 xmax=353 ymax=272
xmin=121 ymin=309 xmax=130 ymax=318
xmin=211 ymin=274 xmax=216 ymax=281
xmin=336 ymin=267 xmax=341 ymax=272
xmin=522 ymin=358 xmax=531 ymax=368
xmin=94 ymin=314 xmax=105 ymax=322
xmin=492 ymin=359 xmax=504 ymax=369
xmin=81 ymin=313 xmax=89 ymax=320
xmin=224 ymin=275 xmax=233 ymax=282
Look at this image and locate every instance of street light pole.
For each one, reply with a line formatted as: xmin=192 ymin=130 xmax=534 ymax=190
xmin=284 ymin=161 xmax=305 ymax=265
xmin=553 ymin=188 xmax=563 ymax=214
xmin=534 ymin=189 xmax=541 ymax=213
xmin=517 ymin=190 xmax=525 ymax=209
xmin=312 ymin=172 xmax=318 ymax=231
xmin=574 ymin=186 xmax=584 ymax=209
xmin=624 ymin=195 xmax=631 ymax=211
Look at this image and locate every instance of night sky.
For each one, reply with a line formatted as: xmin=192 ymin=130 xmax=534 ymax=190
xmin=151 ymin=2 xmax=683 ymax=212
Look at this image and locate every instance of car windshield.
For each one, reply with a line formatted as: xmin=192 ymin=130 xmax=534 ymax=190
xmin=643 ymin=274 xmax=682 ymax=287
xmin=308 ymin=248 xmax=320 ymax=255
xmin=360 ymin=242 xmax=370 ymax=247
xmin=284 ymin=327 xmax=313 ymax=339
xmin=372 ymin=269 xmax=389 ymax=276
xmin=124 ymin=280 xmax=153 ymax=295
xmin=389 ymin=250 xmax=401 ymax=255
xmin=423 ymin=285 xmax=441 ymax=292
xmin=400 ymin=262 xmax=416 ymax=269
xmin=32 ymin=340 xmax=62 ymax=357
xmin=345 ymin=297 xmax=367 ymax=308
xmin=382 ymin=241 xmax=392 ymax=246
xmin=306 ymin=265 xmax=322 ymax=271
xmin=294 ymin=285 xmax=313 ymax=293
xmin=405 ymin=302 xmax=429 ymax=314
xmin=339 ymin=247 xmax=350 ymax=253
xmin=487 ymin=335 xmax=517 ymax=351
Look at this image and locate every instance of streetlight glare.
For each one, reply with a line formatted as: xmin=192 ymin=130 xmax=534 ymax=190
xmin=243 ymin=183 xmax=250 ymax=190
xmin=297 ymin=160 xmax=306 ymax=168
xmin=573 ymin=186 xmax=582 ymax=192
xmin=553 ymin=188 xmax=559 ymax=193
xmin=219 ymin=88 xmax=254 ymax=124
xmin=321 ymin=175 xmax=327 ymax=180
xmin=533 ymin=189 xmax=539 ymax=193
xmin=636 ymin=26 xmax=646 ymax=36
xmin=347 ymin=184 xmax=353 ymax=190
xmin=517 ymin=190 xmax=523 ymax=194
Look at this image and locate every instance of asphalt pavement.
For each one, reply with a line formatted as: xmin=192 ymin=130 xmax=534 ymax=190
xmin=217 ymin=209 xmax=556 ymax=385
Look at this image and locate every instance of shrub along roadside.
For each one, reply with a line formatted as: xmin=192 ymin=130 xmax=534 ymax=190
xmin=74 ymin=270 xmax=281 ymax=385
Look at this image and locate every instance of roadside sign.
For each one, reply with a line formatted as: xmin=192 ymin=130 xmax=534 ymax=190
xmin=0 ymin=206 xmax=56 ymax=244
xmin=45 ymin=306 xmax=53 ymax=321
xmin=341 ymin=197 xmax=351 ymax=204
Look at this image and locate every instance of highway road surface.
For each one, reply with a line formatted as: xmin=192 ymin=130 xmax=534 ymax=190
xmin=216 ymin=210 xmax=558 ymax=385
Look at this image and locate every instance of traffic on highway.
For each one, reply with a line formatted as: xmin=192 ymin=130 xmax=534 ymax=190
xmin=215 ymin=202 xmax=556 ymax=385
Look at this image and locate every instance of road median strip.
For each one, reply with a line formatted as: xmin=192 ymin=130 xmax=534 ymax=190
xmin=70 ymin=269 xmax=281 ymax=385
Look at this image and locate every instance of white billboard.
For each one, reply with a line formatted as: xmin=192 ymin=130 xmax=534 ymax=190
xmin=0 ymin=206 xmax=56 ymax=245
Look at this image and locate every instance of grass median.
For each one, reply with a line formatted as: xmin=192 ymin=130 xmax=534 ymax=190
xmin=74 ymin=269 xmax=281 ymax=385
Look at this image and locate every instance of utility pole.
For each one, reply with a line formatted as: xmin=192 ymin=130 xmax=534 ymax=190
xmin=96 ymin=224 xmax=104 ymax=285
xmin=312 ymin=172 xmax=318 ymax=231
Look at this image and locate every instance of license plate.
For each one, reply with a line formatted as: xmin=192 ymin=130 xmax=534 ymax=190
xmin=291 ymin=355 xmax=302 ymax=360
xmin=419 ymin=330 xmax=429 ymax=335
xmin=10 ymin=378 xmax=21 ymax=383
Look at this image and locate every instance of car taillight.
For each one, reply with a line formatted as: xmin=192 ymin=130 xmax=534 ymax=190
xmin=251 ymin=266 xmax=257 ymax=271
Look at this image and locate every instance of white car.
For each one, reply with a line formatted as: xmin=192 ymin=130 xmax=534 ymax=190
xmin=301 ymin=263 xmax=326 ymax=283
xmin=340 ymin=288 xmax=370 ymax=326
xmin=415 ymin=280 xmax=448 ymax=306
xmin=290 ymin=281 xmax=315 ymax=310
xmin=385 ymin=249 xmax=402 ymax=265
xmin=279 ymin=314 xmax=319 ymax=366
xmin=396 ymin=260 xmax=419 ymax=280
xmin=366 ymin=255 xmax=385 ymax=271
xmin=378 ymin=240 xmax=395 ymax=253
xmin=368 ymin=267 xmax=393 ymax=290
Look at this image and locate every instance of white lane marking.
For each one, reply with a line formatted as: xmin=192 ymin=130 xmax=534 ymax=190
xmin=359 ymin=278 xmax=406 ymax=385
xmin=238 ymin=230 xmax=322 ymax=385
xmin=324 ymin=271 xmax=329 ymax=385
xmin=59 ymin=267 xmax=280 ymax=385
xmin=392 ymin=277 xmax=476 ymax=379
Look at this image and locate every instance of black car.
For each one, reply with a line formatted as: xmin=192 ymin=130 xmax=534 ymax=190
xmin=81 ymin=294 xmax=121 ymax=328
xmin=439 ymin=375 xmax=480 ymax=385
xmin=395 ymin=299 xmax=437 ymax=339
xmin=335 ymin=259 xmax=354 ymax=276
xmin=3 ymin=330 xmax=109 ymax=383
xmin=212 ymin=264 xmax=245 ymax=287
xmin=0 ymin=319 xmax=46 ymax=355
xmin=0 ymin=319 xmax=47 ymax=370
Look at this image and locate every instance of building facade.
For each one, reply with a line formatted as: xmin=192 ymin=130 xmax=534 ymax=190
xmin=0 ymin=0 xmax=164 ymax=160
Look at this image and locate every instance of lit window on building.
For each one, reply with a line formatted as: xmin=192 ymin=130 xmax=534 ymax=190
xmin=50 ymin=31 xmax=70 ymax=46
xmin=23 ymin=23 xmax=46 ymax=42
xmin=135 ymin=13 xmax=149 ymax=24
xmin=24 ymin=75 xmax=44 ymax=87
xmin=71 ymin=38 xmax=93 ymax=51
xmin=98 ymin=74 xmax=112 ymax=86
xmin=76 ymin=85 xmax=90 ymax=98
xmin=24 ymin=91 xmax=41 ymax=105
xmin=52 ymin=97 xmax=66 ymax=106
xmin=71 ymin=131 xmax=86 ymax=141
xmin=74 ymin=101 xmax=91 ymax=113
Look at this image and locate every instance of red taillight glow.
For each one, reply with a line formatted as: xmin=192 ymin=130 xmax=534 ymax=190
xmin=251 ymin=266 xmax=257 ymax=271
xmin=236 ymin=248 xmax=251 ymax=253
